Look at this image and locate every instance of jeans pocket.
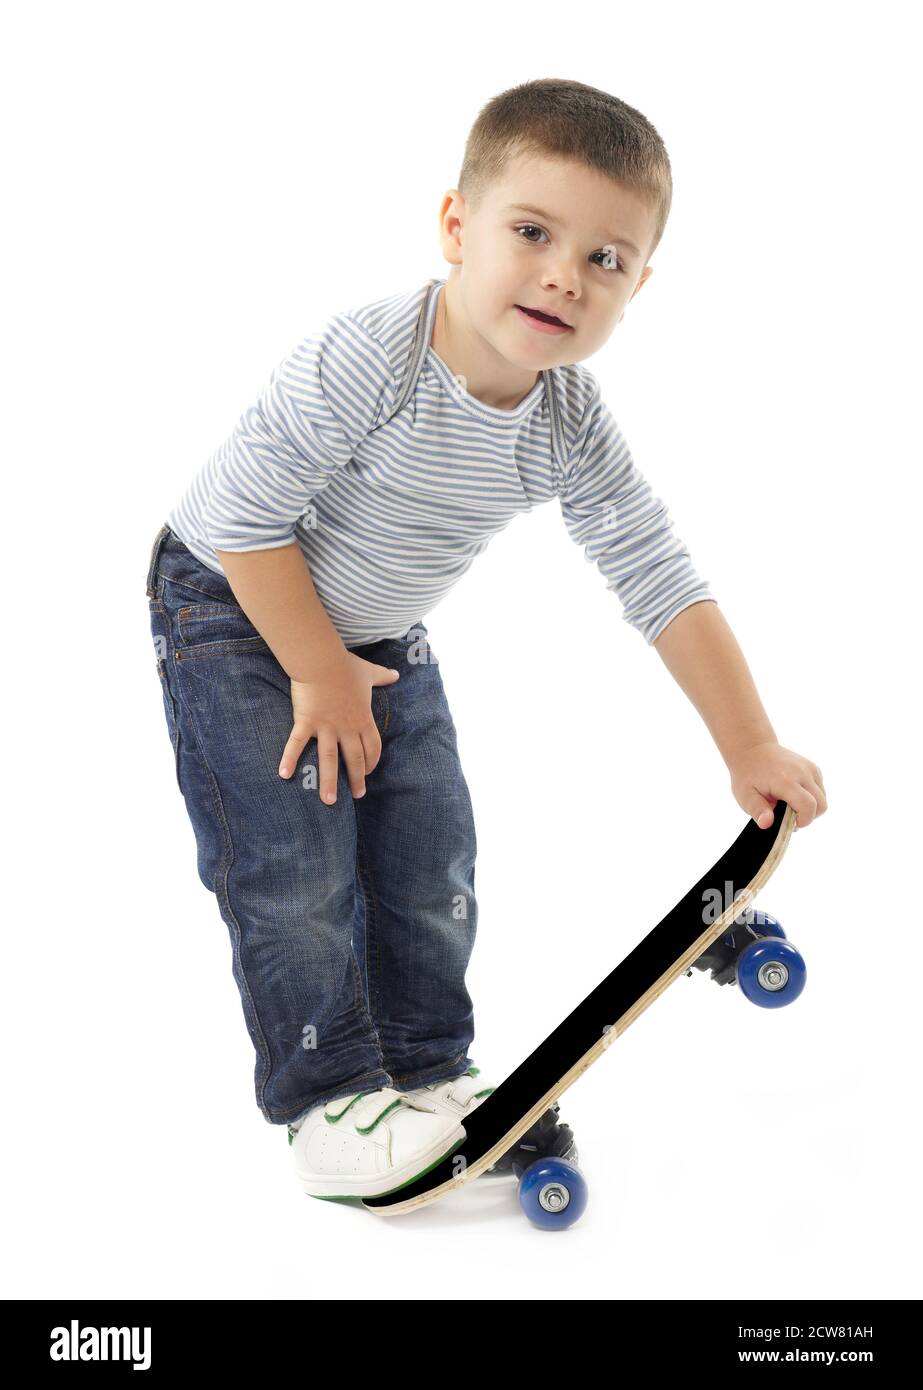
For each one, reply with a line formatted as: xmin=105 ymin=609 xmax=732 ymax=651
xmin=173 ymin=598 xmax=271 ymax=659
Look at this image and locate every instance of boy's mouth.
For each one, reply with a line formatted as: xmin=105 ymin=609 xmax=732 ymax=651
xmin=515 ymin=305 xmax=572 ymax=333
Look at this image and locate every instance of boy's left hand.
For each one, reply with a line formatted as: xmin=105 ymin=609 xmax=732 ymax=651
xmin=726 ymin=741 xmax=827 ymax=831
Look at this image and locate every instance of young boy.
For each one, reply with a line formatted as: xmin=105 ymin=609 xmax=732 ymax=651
xmin=146 ymin=78 xmax=827 ymax=1201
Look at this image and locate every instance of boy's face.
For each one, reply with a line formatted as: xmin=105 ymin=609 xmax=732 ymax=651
xmin=438 ymin=151 xmax=656 ymax=369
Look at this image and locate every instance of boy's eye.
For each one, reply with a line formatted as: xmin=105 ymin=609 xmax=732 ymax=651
xmin=516 ymin=223 xmax=547 ymax=245
xmin=515 ymin=224 xmax=623 ymax=272
xmin=591 ymin=244 xmax=623 ymax=273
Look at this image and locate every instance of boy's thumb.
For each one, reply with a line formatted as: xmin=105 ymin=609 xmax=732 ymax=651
xmin=748 ymin=794 xmax=777 ymax=829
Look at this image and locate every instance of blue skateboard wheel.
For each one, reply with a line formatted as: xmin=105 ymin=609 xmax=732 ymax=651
xmin=517 ymin=1158 xmax=588 ymax=1229
xmin=737 ymin=937 xmax=806 ymax=1007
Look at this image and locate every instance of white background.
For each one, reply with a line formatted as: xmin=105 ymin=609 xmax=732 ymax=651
xmin=3 ymin=0 xmax=920 ymax=1302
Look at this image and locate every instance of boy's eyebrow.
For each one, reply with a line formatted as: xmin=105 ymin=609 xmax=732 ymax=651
xmin=502 ymin=203 xmax=643 ymax=260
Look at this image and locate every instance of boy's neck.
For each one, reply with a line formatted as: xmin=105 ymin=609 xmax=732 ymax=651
xmin=430 ymin=277 xmax=540 ymax=412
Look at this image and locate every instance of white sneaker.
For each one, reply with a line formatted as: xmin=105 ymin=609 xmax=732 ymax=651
xmin=289 ymin=1086 xmax=465 ymax=1199
xmin=402 ymin=1064 xmax=497 ymax=1118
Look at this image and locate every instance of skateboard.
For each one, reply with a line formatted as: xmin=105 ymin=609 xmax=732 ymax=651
xmin=362 ymin=800 xmax=802 ymax=1228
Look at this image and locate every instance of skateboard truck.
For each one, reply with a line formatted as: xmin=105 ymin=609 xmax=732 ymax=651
xmin=485 ymin=1101 xmax=578 ymax=1178
xmin=686 ymin=908 xmax=806 ymax=1005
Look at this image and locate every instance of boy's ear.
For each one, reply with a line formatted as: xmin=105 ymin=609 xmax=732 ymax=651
xmin=624 ymin=265 xmax=654 ymax=315
xmin=620 ymin=266 xmax=653 ymax=321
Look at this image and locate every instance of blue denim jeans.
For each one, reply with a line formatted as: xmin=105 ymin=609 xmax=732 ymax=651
xmin=146 ymin=523 xmax=477 ymax=1126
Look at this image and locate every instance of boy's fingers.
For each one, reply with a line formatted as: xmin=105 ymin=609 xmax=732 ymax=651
xmin=316 ymin=728 xmax=340 ymax=804
xmin=735 ymin=786 xmax=776 ymax=829
xmin=794 ymin=782 xmax=819 ymax=825
xmin=278 ymin=730 xmax=311 ymax=779
xmin=360 ymin=724 xmax=382 ymax=774
xmin=340 ymin=734 xmax=367 ymax=798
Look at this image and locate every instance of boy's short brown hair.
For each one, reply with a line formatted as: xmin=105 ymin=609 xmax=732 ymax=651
xmin=458 ymin=77 xmax=672 ymax=262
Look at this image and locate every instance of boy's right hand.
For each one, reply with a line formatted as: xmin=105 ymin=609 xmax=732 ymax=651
xmin=277 ymin=653 xmax=401 ymax=803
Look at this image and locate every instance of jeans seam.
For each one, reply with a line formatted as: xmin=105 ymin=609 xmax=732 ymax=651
xmin=348 ymin=949 xmax=387 ymax=1074
xmin=175 ymin=638 xmax=271 ymax=660
xmin=354 ymin=815 xmax=384 ymax=1026
xmin=156 ymin=657 xmax=184 ymax=793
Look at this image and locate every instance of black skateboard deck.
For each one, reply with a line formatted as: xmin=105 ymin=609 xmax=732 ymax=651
xmin=362 ymin=800 xmax=796 ymax=1216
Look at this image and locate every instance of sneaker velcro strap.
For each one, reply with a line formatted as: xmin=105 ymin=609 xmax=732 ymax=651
xmin=323 ymin=1092 xmax=368 ymax=1122
xmin=324 ymin=1087 xmax=423 ymax=1133
xmin=445 ymin=1073 xmax=495 ymax=1107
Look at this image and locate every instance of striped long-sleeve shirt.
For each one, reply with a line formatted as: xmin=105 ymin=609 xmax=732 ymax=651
xmin=166 ymin=277 xmax=715 ymax=647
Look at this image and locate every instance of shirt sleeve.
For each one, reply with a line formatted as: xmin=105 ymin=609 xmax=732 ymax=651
xmin=558 ymin=381 xmax=716 ymax=645
xmin=201 ymin=313 xmax=394 ymax=551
